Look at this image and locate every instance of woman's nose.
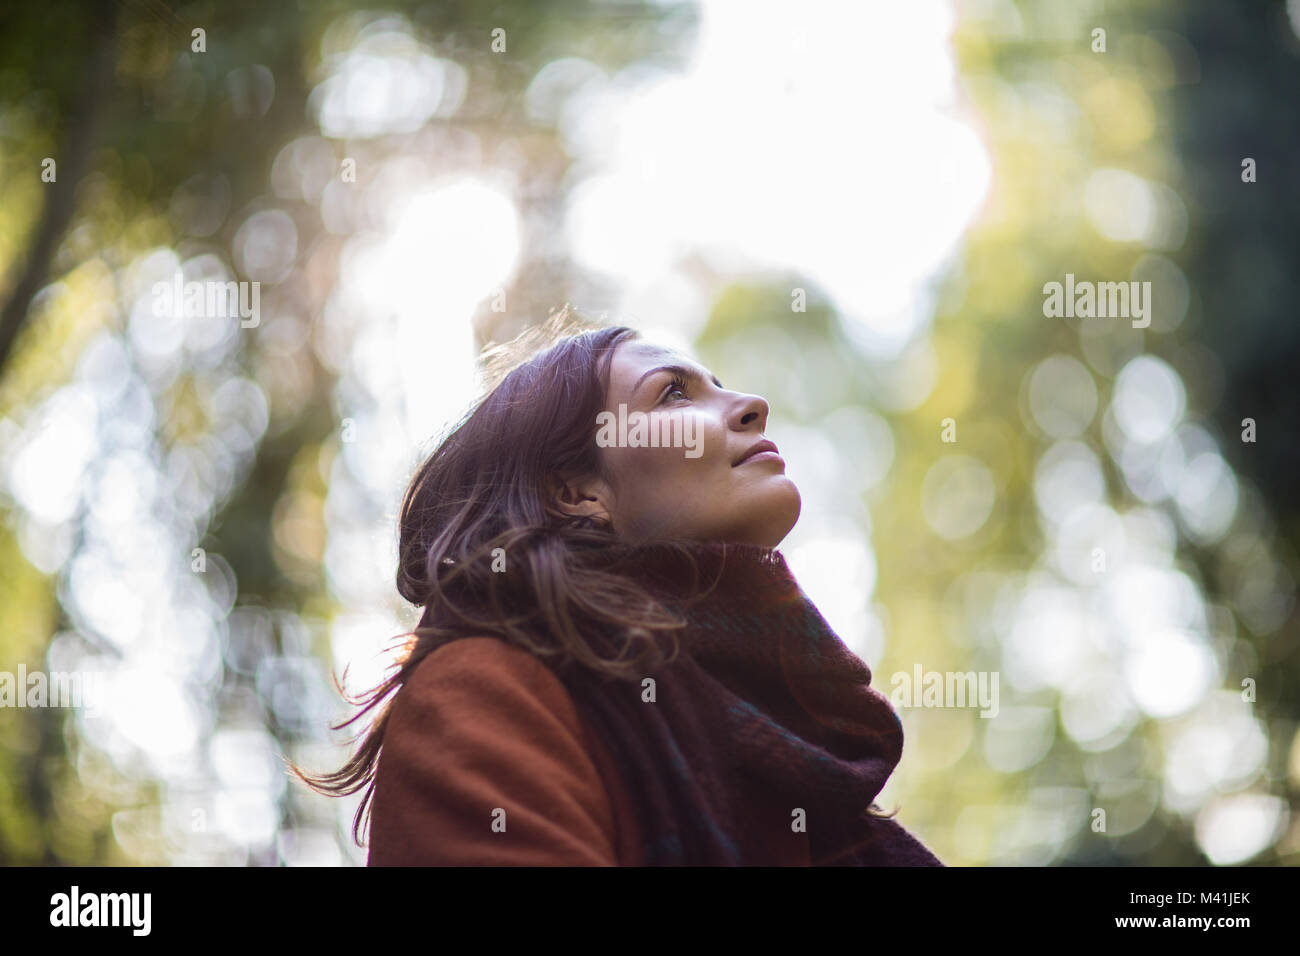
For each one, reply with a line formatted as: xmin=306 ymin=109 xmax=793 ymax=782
xmin=733 ymin=393 xmax=769 ymax=430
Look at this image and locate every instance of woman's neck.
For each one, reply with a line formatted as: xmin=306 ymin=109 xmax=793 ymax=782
xmin=579 ymin=537 xmax=800 ymax=608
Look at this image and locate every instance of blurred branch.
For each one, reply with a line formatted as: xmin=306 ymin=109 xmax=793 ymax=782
xmin=0 ymin=0 xmax=119 ymax=377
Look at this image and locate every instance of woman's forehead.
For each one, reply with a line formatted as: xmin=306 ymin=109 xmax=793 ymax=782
xmin=613 ymin=339 xmax=700 ymax=373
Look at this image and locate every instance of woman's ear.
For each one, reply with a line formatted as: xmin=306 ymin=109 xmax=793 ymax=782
xmin=543 ymin=471 xmax=615 ymax=528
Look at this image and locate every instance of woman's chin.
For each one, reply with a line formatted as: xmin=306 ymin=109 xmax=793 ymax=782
xmin=753 ymin=482 xmax=801 ymax=547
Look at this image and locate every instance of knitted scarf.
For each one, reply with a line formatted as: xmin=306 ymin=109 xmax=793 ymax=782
xmin=547 ymin=539 xmax=944 ymax=867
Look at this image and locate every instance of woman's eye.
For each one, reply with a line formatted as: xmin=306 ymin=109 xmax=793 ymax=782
xmin=663 ymin=380 xmax=688 ymax=402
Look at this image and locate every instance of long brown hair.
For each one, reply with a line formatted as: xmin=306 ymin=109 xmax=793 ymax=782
xmin=291 ymin=307 xmax=704 ymax=846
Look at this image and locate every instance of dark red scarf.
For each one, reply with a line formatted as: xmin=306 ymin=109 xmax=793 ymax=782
xmin=548 ymin=539 xmax=944 ymax=866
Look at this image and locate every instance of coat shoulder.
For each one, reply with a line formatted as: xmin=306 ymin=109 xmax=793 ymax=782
xmin=368 ymin=637 xmax=626 ymax=866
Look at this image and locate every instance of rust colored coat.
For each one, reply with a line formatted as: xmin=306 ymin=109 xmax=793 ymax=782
xmin=367 ymin=636 xmax=811 ymax=866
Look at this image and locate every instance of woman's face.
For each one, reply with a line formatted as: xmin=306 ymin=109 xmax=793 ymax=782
xmin=563 ymin=339 xmax=801 ymax=548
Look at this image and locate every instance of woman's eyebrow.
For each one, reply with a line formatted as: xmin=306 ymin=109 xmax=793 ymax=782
xmin=630 ymin=364 xmax=724 ymax=397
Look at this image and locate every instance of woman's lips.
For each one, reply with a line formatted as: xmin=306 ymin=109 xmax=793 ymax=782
xmin=733 ymin=442 xmax=780 ymax=468
xmin=738 ymin=449 xmax=784 ymax=466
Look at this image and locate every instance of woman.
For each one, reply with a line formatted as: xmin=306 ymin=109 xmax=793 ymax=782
xmin=296 ymin=307 xmax=943 ymax=866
